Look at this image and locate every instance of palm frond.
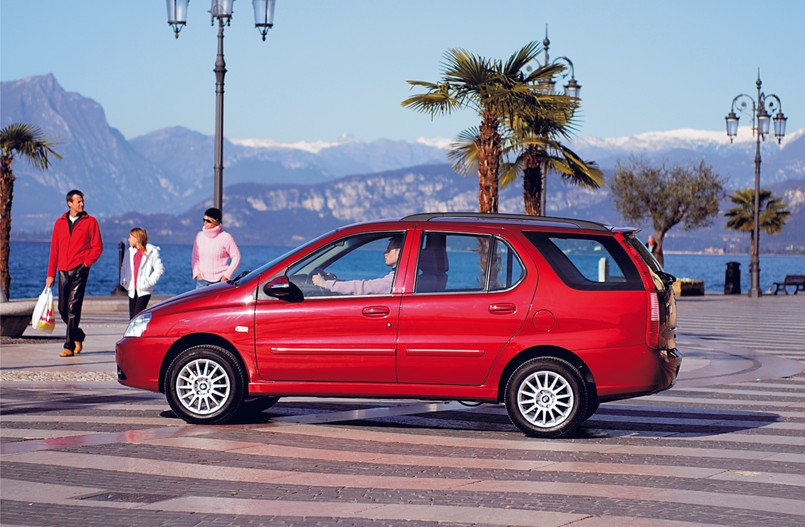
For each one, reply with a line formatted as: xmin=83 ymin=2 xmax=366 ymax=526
xmin=0 ymin=123 xmax=62 ymax=170
xmin=447 ymin=127 xmax=480 ymax=176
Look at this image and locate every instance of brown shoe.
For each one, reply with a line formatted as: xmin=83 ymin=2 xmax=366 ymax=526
xmin=74 ymin=341 xmax=83 ymax=355
xmin=60 ymin=348 xmax=75 ymax=357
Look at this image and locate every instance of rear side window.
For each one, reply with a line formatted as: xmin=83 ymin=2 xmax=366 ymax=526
xmin=415 ymin=232 xmax=524 ymax=293
xmin=525 ymin=232 xmax=642 ymax=291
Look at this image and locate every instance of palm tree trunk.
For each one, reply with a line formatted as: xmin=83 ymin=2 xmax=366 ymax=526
xmin=522 ymin=148 xmax=542 ymax=216
xmin=0 ymin=158 xmax=14 ymax=299
xmin=477 ymin=108 xmax=501 ymax=213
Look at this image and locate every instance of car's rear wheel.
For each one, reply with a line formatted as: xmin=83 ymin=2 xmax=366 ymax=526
xmin=166 ymin=345 xmax=244 ymax=424
xmin=505 ymin=357 xmax=587 ymax=438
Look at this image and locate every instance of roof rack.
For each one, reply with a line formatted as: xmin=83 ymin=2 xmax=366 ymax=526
xmin=401 ymin=212 xmax=610 ymax=231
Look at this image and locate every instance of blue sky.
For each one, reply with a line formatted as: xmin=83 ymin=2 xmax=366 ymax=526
xmin=2 ymin=0 xmax=803 ymax=144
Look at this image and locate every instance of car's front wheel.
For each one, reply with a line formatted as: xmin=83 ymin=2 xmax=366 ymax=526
xmin=166 ymin=345 xmax=244 ymax=424
xmin=505 ymin=357 xmax=587 ymax=438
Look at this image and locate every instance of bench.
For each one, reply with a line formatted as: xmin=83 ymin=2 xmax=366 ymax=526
xmin=772 ymin=274 xmax=805 ymax=295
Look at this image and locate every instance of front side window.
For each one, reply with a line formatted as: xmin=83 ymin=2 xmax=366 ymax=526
xmin=286 ymin=232 xmax=405 ymax=296
xmin=525 ymin=232 xmax=642 ymax=290
xmin=414 ymin=232 xmax=524 ymax=294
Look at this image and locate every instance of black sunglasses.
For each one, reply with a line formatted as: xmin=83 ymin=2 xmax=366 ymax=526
xmin=203 ymin=218 xmax=216 ymax=224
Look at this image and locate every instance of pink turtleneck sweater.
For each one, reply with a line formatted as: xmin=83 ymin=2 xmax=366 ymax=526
xmin=191 ymin=225 xmax=241 ymax=282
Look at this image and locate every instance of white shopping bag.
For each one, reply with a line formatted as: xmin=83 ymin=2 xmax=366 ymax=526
xmin=31 ymin=287 xmax=56 ymax=333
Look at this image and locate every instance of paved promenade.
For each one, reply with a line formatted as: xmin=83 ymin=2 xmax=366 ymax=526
xmin=1 ymin=294 xmax=804 ymax=526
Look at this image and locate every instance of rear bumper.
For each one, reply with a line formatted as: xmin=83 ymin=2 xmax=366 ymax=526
xmin=595 ymin=346 xmax=682 ymax=402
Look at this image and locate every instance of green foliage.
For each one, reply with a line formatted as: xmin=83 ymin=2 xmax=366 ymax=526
xmin=611 ymin=157 xmax=724 ymax=266
xmin=724 ymin=188 xmax=790 ymax=235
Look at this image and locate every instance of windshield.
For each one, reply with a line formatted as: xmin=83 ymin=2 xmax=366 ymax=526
xmin=234 ymin=230 xmax=337 ymax=285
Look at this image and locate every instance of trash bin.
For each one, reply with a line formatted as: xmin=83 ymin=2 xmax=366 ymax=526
xmin=724 ymin=261 xmax=741 ymax=295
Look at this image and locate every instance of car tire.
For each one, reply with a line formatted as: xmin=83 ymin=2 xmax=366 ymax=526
xmin=584 ymin=397 xmax=600 ymax=420
xmin=166 ymin=345 xmax=244 ymax=424
xmin=505 ymin=357 xmax=587 ymax=438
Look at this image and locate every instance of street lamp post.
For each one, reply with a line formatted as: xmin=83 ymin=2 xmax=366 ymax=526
xmin=725 ymin=71 xmax=787 ymax=298
xmin=165 ymin=0 xmax=277 ymax=215
xmin=531 ymin=26 xmax=582 ymax=215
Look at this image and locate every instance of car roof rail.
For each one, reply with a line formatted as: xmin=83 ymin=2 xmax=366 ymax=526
xmin=401 ymin=212 xmax=610 ymax=231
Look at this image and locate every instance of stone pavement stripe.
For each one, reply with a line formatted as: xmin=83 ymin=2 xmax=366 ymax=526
xmin=7 ymin=408 xmax=799 ymax=460
xmin=707 ymin=471 xmax=805 ymax=486
xmin=151 ymin=496 xmax=587 ymax=527
xmin=0 ymin=429 xmax=96 ymax=439
xmin=5 ymin=450 xmax=805 ymax=517
xmin=458 ymin=479 xmax=805 ymax=516
xmin=617 ymin=393 xmax=800 ymax=408
xmin=138 ymin=436 xmax=732 ymax=479
xmin=671 ymin=387 xmax=805 ymax=397
xmin=589 ymin=414 xmax=805 ymax=431
xmin=1 ymin=415 xmax=175 ymax=426
xmin=262 ymin=423 xmax=805 ymax=457
xmin=570 ymin=517 xmax=727 ymax=527
xmin=9 ymin=404 xmax=804 ymax=433
xmin=0 ymin=478 xmax=585 ymax=527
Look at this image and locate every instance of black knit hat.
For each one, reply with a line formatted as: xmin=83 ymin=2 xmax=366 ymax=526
xmin=204 ymin=207 xmax=222 ymax=223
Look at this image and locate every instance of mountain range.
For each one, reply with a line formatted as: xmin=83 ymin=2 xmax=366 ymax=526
xmin=2 ymin=74 xmax=803 ymax=254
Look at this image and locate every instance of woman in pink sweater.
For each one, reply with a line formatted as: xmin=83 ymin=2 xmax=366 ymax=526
xmin=192 ymin=208 xmax=241 ymax=288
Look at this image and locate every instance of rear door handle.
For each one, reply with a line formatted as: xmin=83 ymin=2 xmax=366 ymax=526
xmin=362 ymin=306 xmax=390 ymax=317
xmin=489 ymin=303 xmax=516 ymax=315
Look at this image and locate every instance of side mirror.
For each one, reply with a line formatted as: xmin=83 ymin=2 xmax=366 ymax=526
xmin=264 ymin=276 xmax=291 ymax=298
xmin=263 ymin=276 xmax=303 ymax=302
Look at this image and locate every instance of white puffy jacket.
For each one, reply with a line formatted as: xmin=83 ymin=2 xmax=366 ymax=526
xmin=120 ymin=244 xmax=165 ymax=298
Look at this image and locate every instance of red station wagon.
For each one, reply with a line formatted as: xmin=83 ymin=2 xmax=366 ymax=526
xmin=116 ymin=213 xmax=681 ymax=438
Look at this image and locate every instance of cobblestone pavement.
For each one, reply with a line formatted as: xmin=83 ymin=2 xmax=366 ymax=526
xmin=1 ymin=295 xmax=804 ymax=526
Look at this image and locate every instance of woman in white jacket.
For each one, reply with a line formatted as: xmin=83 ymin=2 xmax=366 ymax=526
xmin=120 ymin=227 xmax=165 ymax=319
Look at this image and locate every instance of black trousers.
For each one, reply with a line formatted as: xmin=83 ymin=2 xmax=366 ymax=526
xmin=58 ymin=264 xmax=89 ymax=351
xmin=128 ymin=293 xmax=151 ymax=320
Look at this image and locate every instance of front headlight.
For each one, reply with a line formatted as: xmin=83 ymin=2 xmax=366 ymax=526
xmin=124 ymin=313 xmax=151 ymax=337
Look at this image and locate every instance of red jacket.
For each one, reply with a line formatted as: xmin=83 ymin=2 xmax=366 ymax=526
xmin=47 ymin=212 xmax=103 ymax=276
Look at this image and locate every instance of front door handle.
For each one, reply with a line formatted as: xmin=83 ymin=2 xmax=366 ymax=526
xmin=362 ymin=306 xmax=390 ymax=317
xmin=489 ymin=303 xmax=516 ymax=315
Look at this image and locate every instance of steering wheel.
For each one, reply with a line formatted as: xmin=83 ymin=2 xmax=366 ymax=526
xmin=312 ymin=268 xmax=337 ymax=282
xmin=307 ymin=268 xmax=337 ymax=294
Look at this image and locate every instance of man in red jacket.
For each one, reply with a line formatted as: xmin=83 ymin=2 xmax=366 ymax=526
xmin=45 ymin=190 xmax=103 ymax=357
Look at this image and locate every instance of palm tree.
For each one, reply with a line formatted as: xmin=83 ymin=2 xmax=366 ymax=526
xmin=1 ymin=123 xmax=61 ymax=300
xmin=448 ymin=102 xmax=603 ymax=216
xmin=402 ymin=42 xmax=563 ymax=213
xmin=505 ymin=95 xmax=603 ymax=215
xmin=724 ymin=188 xmax=791 ymax=259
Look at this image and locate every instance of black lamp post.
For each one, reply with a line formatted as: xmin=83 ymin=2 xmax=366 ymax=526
xmin=531 ymin=26 xmax=582 ymax=214
xmin=165 ymin=0 xmax=277 ymax=215
xmin=725 ymin=71 xmax=787 ymax=298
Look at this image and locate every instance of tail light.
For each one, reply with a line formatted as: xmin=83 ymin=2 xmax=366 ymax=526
xmin=618 ymin=232 xmax=663 ymax=349
xmin=647 ymin=291 xmax=660 ymax=348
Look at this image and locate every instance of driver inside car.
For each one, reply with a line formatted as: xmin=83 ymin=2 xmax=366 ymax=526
xmin=311 ymin=236 xmax=402 ymax=295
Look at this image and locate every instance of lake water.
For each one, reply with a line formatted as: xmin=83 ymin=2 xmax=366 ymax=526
xmin=7 ymin=240 xmax=804 ymax=299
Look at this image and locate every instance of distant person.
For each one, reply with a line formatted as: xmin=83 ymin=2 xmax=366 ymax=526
xmin=45 ymin=189 xmax=103 ymax=357
xmin=646 ymin=235 xmax=657 ymax=255
xmin=192 ymin=207 xmax=241 ymax=288
xmin=312 ymin=236 xmax=402 ymax=295
xmin=120 ymin=227 xmax=165 ymax=319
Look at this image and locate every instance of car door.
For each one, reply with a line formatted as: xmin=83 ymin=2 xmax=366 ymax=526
xmin=253 ymin=232 xmax=406 ymax=383
xmin=396 ymin=231 xmax=533 ymax=385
